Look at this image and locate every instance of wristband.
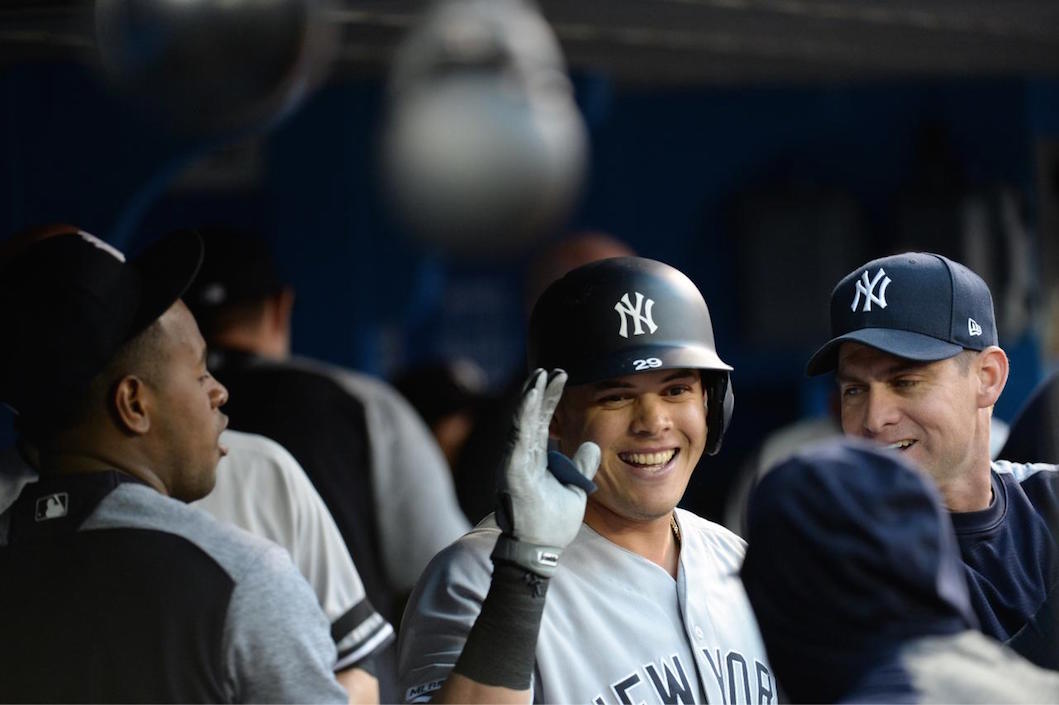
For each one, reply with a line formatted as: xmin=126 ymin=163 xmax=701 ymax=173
xmin=452 ymin=562 xmax=550 ymax=690
xmin=491 ymin=533 xmax=562 ymax=577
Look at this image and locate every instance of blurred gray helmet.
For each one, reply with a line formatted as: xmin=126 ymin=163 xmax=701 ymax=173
xmin=382 ymin=0 xmax=587 ymax=254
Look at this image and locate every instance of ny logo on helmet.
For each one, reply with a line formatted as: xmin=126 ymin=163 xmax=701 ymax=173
xmin=851 ymin=268 xmax=891 ymax=312
xmin=614 ymin=292 xmax=658 ymax=339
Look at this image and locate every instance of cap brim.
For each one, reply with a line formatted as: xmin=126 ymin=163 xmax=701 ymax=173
xmin=806 ymin=328 xmax=964 ymax=376
xmin=129 ymin=230 xmax=204 ymax=337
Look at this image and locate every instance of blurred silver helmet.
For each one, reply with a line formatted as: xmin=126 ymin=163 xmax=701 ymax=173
xmin=382 ymin=0 xmax=588 ymax=255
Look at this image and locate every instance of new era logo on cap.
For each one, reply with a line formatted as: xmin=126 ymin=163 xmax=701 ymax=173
xmin=806 ymin=252 xmax=998 ymax=376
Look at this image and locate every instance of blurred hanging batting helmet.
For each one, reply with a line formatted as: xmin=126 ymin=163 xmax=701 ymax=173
xmin=528 ymin=256 xmax=734 ymax=455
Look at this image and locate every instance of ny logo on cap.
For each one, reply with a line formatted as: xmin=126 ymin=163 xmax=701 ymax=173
xmin=34 ymin=492 xmax=69 ymax=522
xmin=614 ymin=291 xmax=658 ymax=339
xmin=851 ymin=268 xmax=891 ymax=312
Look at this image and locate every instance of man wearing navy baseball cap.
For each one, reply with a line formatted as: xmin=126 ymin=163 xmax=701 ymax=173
xmin=0 ymin=228 xmax=346 ymax=702
xmin=808 ymin=252 xmax=1059 ymax=669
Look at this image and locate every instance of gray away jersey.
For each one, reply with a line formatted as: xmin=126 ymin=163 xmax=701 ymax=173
xmin=194 ymin=429 xmax=395 ymax=671
xmin=398 ymin=508 xmax=775 ymax=704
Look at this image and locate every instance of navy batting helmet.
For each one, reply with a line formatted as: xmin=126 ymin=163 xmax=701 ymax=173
xmin=528 ymin=256 xmax=734 ymax=455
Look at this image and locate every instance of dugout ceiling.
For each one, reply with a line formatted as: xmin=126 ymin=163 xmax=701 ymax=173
xmin=2 ymin=0 xmax=1058 ymax=85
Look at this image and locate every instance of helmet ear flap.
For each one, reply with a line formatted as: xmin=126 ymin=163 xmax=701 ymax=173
xmin=704 ymin=372 xmax=733 ymax=456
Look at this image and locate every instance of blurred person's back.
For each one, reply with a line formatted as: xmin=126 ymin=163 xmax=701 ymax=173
xmin=184 ymin=227 xmax=469 ymax=701
xmin=392 ymin=358 xmax=488 ymax=470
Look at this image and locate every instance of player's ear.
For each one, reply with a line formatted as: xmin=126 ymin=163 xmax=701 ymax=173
xmin=974 ymin=347 xmax=1008 ymax=409
xmin=112 ymin=375 xmax=151 ymax=435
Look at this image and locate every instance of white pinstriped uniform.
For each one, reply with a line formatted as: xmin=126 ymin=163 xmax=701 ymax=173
xmin=398 ymin=508 xmax=775 ymax=704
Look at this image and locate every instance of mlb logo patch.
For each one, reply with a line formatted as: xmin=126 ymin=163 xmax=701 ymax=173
xmin=35 ymin=492 xmax=69 ymax=522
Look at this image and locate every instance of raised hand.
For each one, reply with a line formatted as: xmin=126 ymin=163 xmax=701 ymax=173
xmin=493 ymin=368 xmax=599 ymax=576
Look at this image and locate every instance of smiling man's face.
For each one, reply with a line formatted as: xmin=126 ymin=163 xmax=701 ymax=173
xmin=835 ymin=342 xmax=981 ymax=487
xmin=552 ymin=368 xmax=707 ymax=527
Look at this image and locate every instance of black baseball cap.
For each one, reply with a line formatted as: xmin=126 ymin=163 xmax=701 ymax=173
xmin=806 ymin=252 xmax=997 ymax=376
xmin=183 ymin=227 xmax=284 ymax=321
xmin=0 ymin=229 xmax=203 ymax=419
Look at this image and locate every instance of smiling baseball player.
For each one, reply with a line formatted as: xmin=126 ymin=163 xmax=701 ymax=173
xmin=397 ymin=257 xmax=773 ymax=704
xmin=806 ymin=251 xmax=1059 ymax=669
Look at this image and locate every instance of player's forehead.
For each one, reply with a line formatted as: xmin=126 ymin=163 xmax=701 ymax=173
xmin=836 ymin=342 xmax=938 ymax=380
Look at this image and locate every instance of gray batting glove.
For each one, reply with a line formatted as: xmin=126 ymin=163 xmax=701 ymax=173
xmin=493 ymin=368 xmax=600 ymax=577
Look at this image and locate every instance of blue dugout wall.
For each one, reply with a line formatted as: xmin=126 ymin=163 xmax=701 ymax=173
xmin=3 ymin=61 xmax=1056 ymax=516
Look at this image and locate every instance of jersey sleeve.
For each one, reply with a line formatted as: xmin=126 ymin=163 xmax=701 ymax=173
xmin=198 ymin=430 xmax=396 ymax=672
xmin=0 ymin=447 xmax=38 ymax=546
xmin=222 ymin=541 xmax=348 ymax=704
xmin=336 ymin=371 xmax=472 ymax=591
xmin=396 ymin=527 xmax=497 ymax=703
xmin=266 ymin=433 xmax=396 ymax=671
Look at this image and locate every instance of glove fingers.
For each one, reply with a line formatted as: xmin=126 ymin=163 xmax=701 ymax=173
xmin=506 ymin=369 xmax=548 ymax=493
xmin=572 ymin=442 xmax=601 ymax=483
xmin=512 ymin=369 xmax=546 ymax=434
xmin=536 ymin=370 xmax=567 ymax=453
xmin=539 ymin=369 xmax=567 ymax=425
xmin=520 ymin=368 xmax=546 ymax=396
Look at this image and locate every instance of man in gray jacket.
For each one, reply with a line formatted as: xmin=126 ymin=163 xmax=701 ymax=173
xmin=0 ymin=228 xmax=345 ymax=703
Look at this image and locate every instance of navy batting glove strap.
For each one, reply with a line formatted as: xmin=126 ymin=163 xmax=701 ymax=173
xmin=547 ymin=450 xmax=598 ymax=494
